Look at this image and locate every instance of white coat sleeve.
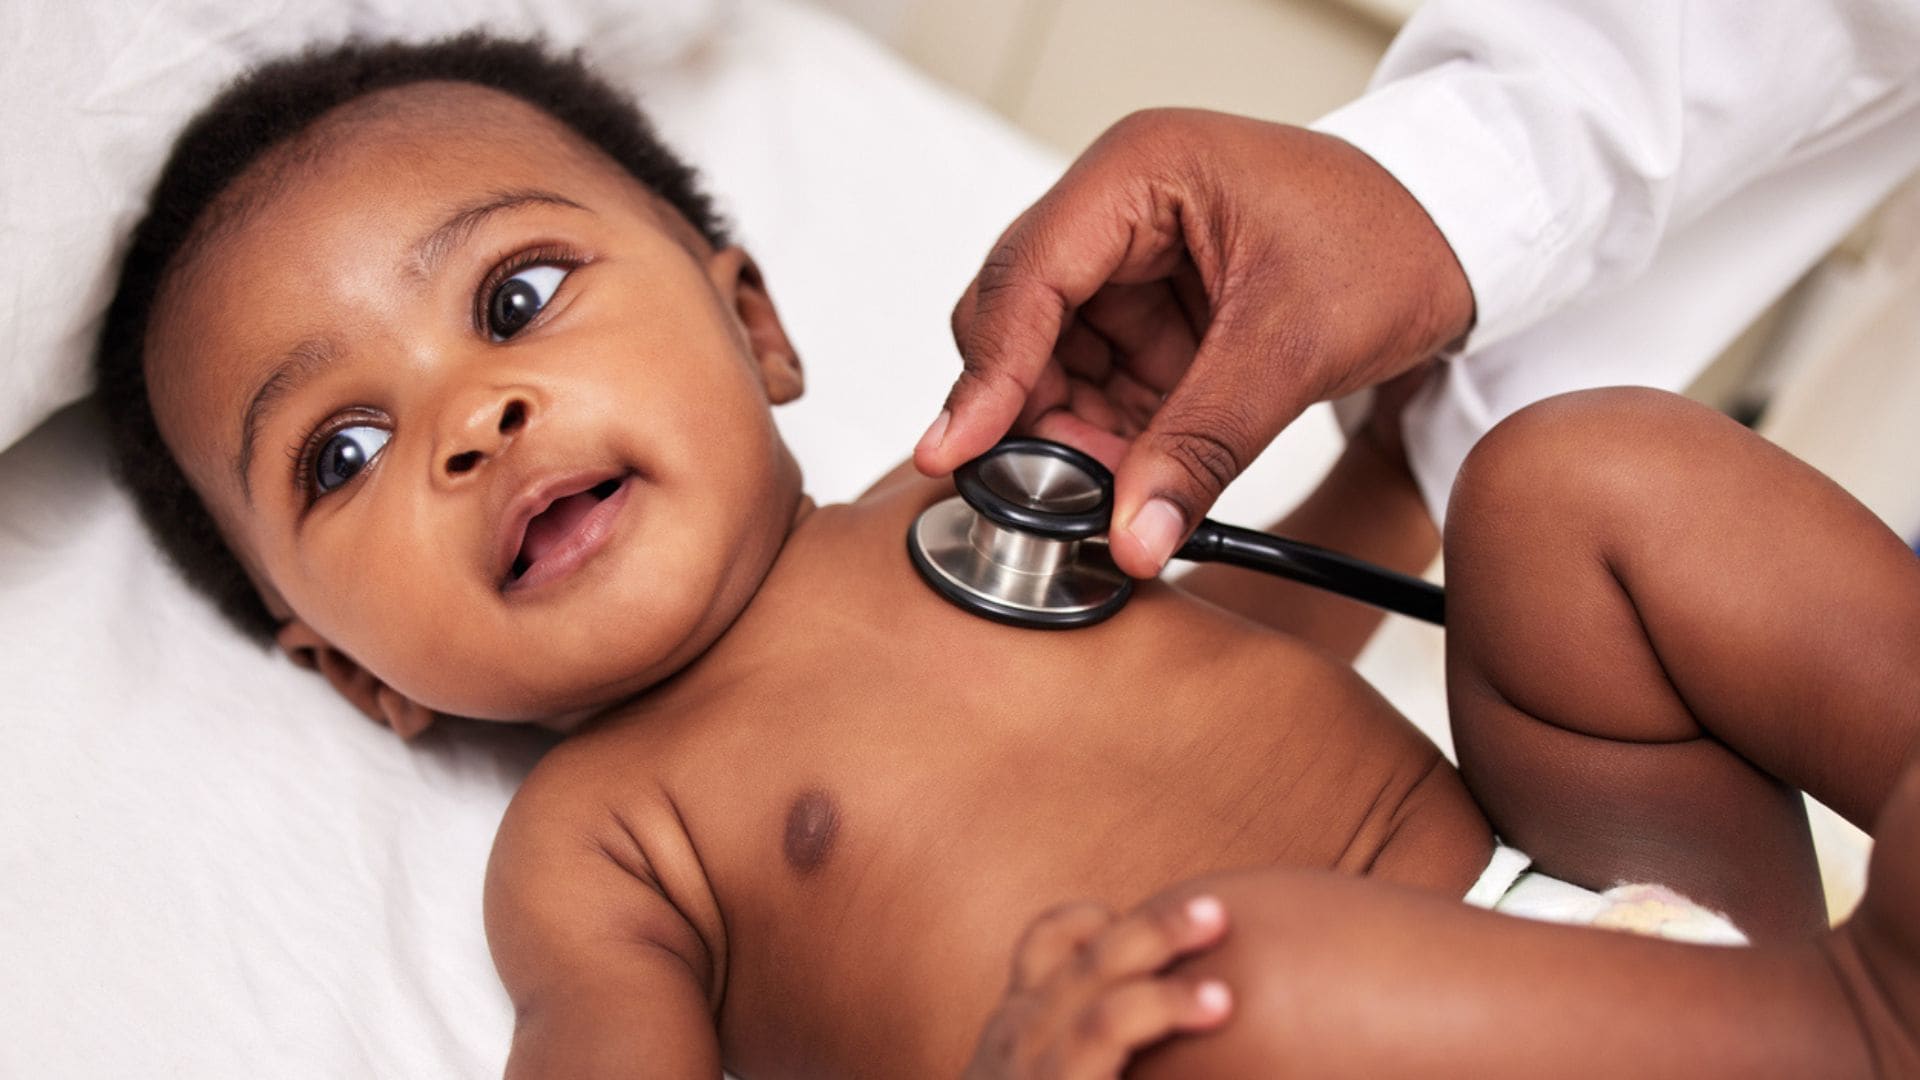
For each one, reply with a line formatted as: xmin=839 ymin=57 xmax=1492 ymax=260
xmin=1311 ymin=0 xmax=1920 ymax=520
xmin=1313 ymin=0 xmax=1920 ymax=352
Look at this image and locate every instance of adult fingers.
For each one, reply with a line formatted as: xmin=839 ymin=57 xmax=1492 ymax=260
xmin=919 ymin=225 xmax=1124 ymax=476
xmin=1076 ymin=276 xmax=1203 ymax=396
xmin=921 ymin=113 xmax=1193 ymax=477
xmin=1095 ymin=241 xmax=1334 ymax=579
xmin=1009 ymin=902 xmax=1114 ymax=992
xmin=1029 ymin=408 xmax=1131 ymax=471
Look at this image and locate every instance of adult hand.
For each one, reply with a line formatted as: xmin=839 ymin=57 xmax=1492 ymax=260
xmin=915 ymin=108 xmax=1474 ymax=578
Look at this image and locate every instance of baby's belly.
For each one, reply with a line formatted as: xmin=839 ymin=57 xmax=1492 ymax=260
xmin=718 ymin=786 xmax=1487 ymax=1078
xmin=703 ymin=618 xmax=1491 ymax=1076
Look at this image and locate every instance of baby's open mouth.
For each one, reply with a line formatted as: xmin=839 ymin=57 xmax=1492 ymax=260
xmin=506 ymin=474 xmax=629 ymax=588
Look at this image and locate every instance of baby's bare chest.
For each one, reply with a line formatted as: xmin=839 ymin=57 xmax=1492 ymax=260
xmin=619 ymin=600 xmax=1449 ymax=1074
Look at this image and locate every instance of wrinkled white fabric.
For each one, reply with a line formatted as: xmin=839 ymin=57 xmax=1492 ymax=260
xmin=1315 ymin=0 xmax=1920 ymax=518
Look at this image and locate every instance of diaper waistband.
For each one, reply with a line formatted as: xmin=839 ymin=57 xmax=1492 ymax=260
xmin=1462 ymin=843 xmax=1532 ymax=909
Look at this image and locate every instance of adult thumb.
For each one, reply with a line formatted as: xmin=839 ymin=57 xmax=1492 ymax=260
xmin=1107 ymin=373 xmax=1306 ymax=578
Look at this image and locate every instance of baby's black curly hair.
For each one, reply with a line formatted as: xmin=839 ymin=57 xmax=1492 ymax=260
xmin=94 ymin=33 xmax=727 ymax=644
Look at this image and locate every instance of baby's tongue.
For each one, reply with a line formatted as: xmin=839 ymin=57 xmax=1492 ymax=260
xmin=520 ymin=490 xmax=602 ymax=568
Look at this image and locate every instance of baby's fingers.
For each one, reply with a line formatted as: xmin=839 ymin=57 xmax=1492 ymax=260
xmin=1063 ymin=977 xmax=1233 ymax=1080
xmin=1010 ymin=901 xmax=1116 ymax=991
xmin=1082 ymin=894 xmax=1228 ymax=981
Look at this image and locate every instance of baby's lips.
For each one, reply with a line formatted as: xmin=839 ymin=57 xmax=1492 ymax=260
xmin=493 ymin=467 xmax=620 ymax=585
xmin=496 ymin=470 xmax=633 ymax=593
xmin=512 ymin=477 xmax=624 ymax=580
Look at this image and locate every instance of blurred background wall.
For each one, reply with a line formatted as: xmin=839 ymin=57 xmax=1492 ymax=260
xmin=812 ymin=0 xmax=1405 ymax=153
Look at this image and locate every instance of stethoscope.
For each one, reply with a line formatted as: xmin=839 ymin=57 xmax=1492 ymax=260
xmin=908 ymin=437 xmax=1445 ymax=630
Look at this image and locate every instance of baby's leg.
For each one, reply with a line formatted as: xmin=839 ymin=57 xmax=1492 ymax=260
xmin=1123 ymin=864 xmax=1882 ymax=1077
xmin=1122 ymin=763 xmax=1919 ymax=1075
xmin=1443 ymin=387 xmax=1920 ymax=941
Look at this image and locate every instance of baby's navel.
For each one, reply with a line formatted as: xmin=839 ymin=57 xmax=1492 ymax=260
xmin=783 ymin=788 xmax=838 ymax=876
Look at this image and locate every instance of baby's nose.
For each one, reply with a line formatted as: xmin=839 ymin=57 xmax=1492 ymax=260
xmin=440 ymin=393 xmax=532 ymax=479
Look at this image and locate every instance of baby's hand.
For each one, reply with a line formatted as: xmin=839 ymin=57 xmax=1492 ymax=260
xmin=963 ymin=893 xmax=1232 ymax=1080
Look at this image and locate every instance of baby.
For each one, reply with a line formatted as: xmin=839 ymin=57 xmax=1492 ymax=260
xmin=95 ymin=35 xmax=1919 ymax=1078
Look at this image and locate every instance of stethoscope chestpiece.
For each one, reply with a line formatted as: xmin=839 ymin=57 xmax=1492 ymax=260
xmin=909 ymin=437 xmax=1448 ymax=630
xmin=909 ymin=438 xmax=1133 ymax=629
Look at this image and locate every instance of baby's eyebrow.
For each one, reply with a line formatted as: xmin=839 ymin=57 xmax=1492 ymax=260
xmin=236 ymin=337 xmax=338 ymax=503
xmin=407 ymin=189 xmax=587 ymax=281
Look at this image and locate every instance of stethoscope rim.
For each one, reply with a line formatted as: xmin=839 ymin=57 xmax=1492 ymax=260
xmin=953 ymin=437 xmax=1114 ymax=540
xmin=905 ymin=496 xmax=1133 ymax=630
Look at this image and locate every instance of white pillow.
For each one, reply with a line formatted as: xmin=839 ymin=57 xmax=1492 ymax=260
xmin=0 ymin=0 xmax=737 ymax=454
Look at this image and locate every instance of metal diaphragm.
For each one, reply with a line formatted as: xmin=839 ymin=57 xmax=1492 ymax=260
xmin=907 ymin=438 xmax=1132 ymax=629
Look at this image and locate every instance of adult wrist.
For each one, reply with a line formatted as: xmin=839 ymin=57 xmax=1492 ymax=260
xmin=1313 ymin=64 xmax=1557 ymax=353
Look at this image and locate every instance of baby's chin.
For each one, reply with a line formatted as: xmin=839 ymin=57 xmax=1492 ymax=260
xmin=411 ymin=611 xmax=737 ymax=727
xmin=425 ymin=670 xmax=659 ymax=730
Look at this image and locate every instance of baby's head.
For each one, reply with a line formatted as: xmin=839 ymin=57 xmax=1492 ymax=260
xmin=96 ymin=35 xmax=807 ymax=736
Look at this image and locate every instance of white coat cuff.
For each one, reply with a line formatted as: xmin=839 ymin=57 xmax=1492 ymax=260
xmin=1313 ymin=65 xmax=1558 ymax=351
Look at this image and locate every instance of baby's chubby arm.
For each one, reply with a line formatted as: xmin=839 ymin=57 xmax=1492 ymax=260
xmin=486 ymin=776 xmax=722 ymax=1079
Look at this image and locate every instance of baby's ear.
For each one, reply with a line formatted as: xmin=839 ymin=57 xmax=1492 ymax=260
xmin=709 ymin=247 xmax=803 ymax=404
xmin=275 ymin=620 xmax=437 ymax=741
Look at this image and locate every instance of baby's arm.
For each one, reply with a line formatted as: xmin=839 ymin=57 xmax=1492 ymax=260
xmin=486 ymin=781 xmax=721 ymax=1078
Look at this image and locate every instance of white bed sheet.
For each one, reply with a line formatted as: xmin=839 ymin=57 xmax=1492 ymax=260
xmin=0 ymin=1 xmax=1420 ymax=1075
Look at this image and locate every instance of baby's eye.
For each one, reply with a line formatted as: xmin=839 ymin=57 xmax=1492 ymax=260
xmin=487 ymin=264 xmax=569 ymax=341
xmin=313 ymin=424 xmax=391 ymax=494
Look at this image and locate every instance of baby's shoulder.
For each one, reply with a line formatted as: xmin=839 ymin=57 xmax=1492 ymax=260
xmin=484 ymin=733 xmax=729 ymax=1013
xmin=491 ymin=730 xmax=680 ymax=886
xmin=852 ymin=457 xmax=934 ymax=502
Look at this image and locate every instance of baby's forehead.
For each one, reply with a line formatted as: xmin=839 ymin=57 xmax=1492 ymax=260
xmin=308 ymin=80 xmax=591 ymax=152
xmin=188 ymin=82 xmax=618 ymax=254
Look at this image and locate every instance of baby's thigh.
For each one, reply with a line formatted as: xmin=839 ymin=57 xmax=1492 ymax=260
xmin=1442 ymin=388 xmax=1835 ymax=939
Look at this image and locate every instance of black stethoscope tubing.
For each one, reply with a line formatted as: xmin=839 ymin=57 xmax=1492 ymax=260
xmin=1175 ymin=518 xmax=1445 ymax=625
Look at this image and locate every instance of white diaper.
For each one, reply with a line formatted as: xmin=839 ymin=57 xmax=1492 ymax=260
xmin=1464 ymin=844 xmax=1748 ymax=946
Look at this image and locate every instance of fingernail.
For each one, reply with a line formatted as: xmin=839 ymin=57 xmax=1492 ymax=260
xmin=1126 ymin=497 xmax=1185 ymax=569
xmin=1195 ymin=980 xmax=1232 ymax=1017
xmin=915 ymin=410 xmax=951 ymax=457
xmin=1185 ymin=895 xmax=1224 ymax=930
